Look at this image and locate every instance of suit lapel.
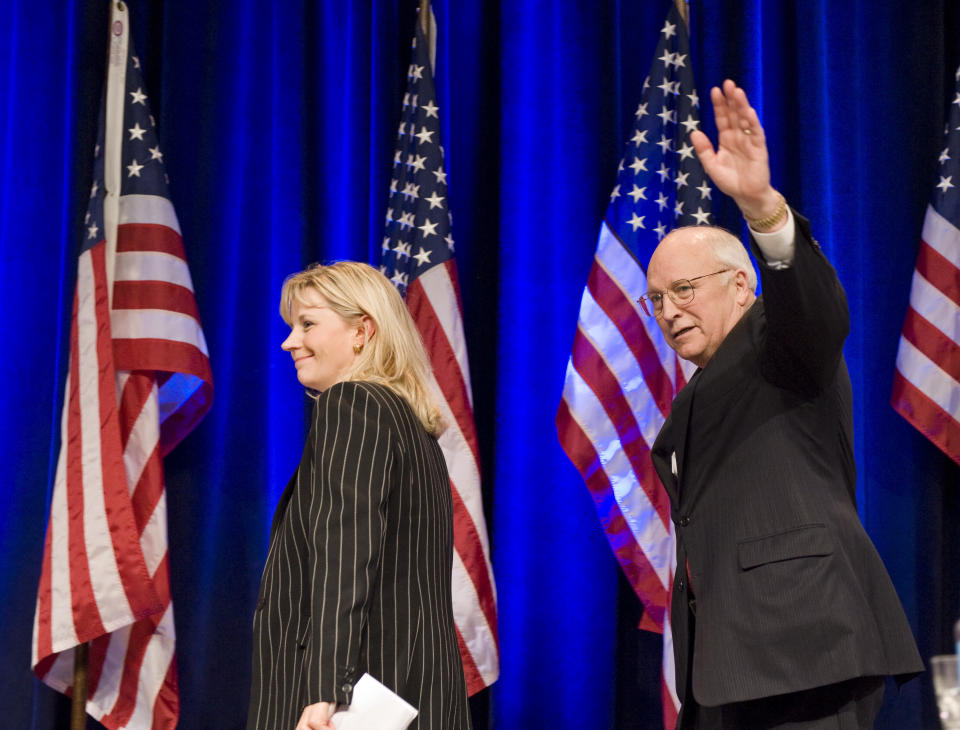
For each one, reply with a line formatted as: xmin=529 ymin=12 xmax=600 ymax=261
xmin=668 ymin=373 xmax=696 ymax=500
xmin=652 ymin=301 xmax=762 ymax=506
xmin=686 ymin=298 xmax=760 ymax=408
xmin=653 ymin=369 xmax=698 ymax=507
xmin=668 ymin=302 xmax=762 ymax=503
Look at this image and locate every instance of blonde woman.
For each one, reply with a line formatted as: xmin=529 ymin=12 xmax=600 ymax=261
xmin=247 ymin=262 xmax=471 ymax=730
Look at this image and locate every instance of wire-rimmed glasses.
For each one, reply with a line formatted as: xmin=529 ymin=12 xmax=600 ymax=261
xmin=637 ymin=269 xmax=730 ymax=317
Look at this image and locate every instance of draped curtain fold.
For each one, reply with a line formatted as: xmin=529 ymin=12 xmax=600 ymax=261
xmin=0 ymin=1 xmax=957 ymax=727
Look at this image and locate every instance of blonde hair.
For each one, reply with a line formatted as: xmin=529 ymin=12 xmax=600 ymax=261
xmin=280 ymin=261 xmax=444 ymax=436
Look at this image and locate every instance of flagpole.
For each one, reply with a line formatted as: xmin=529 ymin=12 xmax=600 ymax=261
xmin=674 ymin=0 xmax=688 ymax=27
xmin=418 ymin=0 xmax=436 ymax=73
xmin=71 ymin=642 xmax=88 ymax=730
xmin=68 ymin=1 xmax=127 ymax=720
xmin=418 ymin=0 xmax=430 ymax=41
xmin=104 ymin=0 xmax=129 ymax=308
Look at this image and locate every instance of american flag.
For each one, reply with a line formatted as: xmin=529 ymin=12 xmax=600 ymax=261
xmin=32 ymin=5 xmax=212 ymax=728
xmin=892 ymin=64 xmax=960 ymax=465
xmin=555 ymin=6 xmax=710 ymax=727
xmin=379 ymin=6 xmax=499 ymax=695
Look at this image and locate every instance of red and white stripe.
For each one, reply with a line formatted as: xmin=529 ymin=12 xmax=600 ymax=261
xmin=557 ymin=221 xmax=692 ymax=726
xmin=893 ymin=204 xmax=960 ymax=464
xmin=406 ymin=260 xmax=499 ymax=694
xmin=33 ymin=192 xmax=210 ymax=727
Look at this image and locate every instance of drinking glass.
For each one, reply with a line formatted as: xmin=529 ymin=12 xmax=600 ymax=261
xmin=931 ymin=655 xmax=960 ymax=729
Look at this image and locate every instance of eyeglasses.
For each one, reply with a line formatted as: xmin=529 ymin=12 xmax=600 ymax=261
xmin=637 ymin=269 xmax=730 ymax=317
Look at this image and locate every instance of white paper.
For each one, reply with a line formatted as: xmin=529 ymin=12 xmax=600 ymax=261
xmin=330 ymin=673 xmax=418 ymax=730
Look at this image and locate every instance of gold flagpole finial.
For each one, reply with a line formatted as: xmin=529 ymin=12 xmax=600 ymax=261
xmin=418 ymin=0 xmax=436 ymax=73
xmin=674 ymin=0 xmax=688 ymax=27
xmin=419 ymin=0 xmax=431 ymax=45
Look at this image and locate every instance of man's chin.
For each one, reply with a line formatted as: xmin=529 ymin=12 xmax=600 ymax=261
xmin=674 ymin=341 xmax=703 ymax=365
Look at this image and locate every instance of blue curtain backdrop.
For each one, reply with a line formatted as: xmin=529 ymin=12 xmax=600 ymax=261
xmin=1 ymin=0 xmax=958 ymax=728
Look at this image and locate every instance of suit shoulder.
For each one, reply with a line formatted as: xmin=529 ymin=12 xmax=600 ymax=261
xmin=317 ymin=380 xmax=393 ymax=404
xmin=318 ymin=381 xmax=418 ymax=430
xmin=308 ymin=384 xmax=398 ymax=462
xmin=312 ymin=381 xmax=383 ymax=424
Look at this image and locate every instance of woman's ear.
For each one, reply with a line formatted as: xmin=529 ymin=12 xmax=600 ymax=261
xmin=359 ymin=314 xmax=375 ymax=341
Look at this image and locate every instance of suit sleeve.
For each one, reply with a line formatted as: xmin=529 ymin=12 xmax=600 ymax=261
xmin=302 ymin=382 xmax=392 ymax=706
xmin=750 ymin=210 xmax=850 ymax=394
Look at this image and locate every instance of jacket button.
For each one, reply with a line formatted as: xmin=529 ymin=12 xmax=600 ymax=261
xmin=679 ymin=516 xmax=690 ymax=526
xmin=341 ymin=682 xmax=352 ymax=694
xmin=677 ymin=578 xmax=685 ymax=591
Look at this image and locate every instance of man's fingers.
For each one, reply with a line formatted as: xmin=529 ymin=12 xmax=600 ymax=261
xmin=710 ymin=85 xmax=732 ymax=131
xmin=710 ymin=80 xmax=739 ymax=128
xmin=740 ymin=103 xmax=765 ymax=142
xmin=722 ymin=80 xmax=763 ymax=136
xmin=722 ymin=78 xmax=746 ymax=108
xmin=689 ymin=129 xmax=714 ymax=161
xmin=708 ymin=80 xmax=767 ymax=150
xmin=729 ymin=98 xmax=765 ymax=145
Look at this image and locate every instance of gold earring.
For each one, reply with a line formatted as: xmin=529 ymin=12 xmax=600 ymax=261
xmin=353 ymin=343 xmax=363 ymax=355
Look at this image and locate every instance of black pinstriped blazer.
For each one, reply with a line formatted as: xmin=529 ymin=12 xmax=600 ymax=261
xmin=247 ymin=381 xmax=471 ymax=730
xmin=651 ymin=213 xmax=922 ymax=723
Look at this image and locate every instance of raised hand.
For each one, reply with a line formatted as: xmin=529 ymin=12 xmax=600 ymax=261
xmin=690 ymin=79 xmax=781 ymax=221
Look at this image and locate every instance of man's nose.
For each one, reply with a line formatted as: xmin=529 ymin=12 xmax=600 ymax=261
xmin=660 ymin=294 xmax=682 ymax=318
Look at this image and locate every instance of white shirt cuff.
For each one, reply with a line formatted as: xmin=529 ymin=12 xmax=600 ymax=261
xmin=750 ymin=206 xmax=795 ymax=269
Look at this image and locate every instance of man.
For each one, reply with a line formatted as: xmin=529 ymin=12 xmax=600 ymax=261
xmin=645 ymin=80 xmax=923 ymax=728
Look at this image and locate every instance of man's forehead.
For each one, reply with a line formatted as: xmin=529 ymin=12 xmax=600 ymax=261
xmin=648 ymin=229 xmax=718 ymax=284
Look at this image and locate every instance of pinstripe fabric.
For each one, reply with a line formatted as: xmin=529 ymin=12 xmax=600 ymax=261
xmin=247 ymin=381 xmax=471 ymax=730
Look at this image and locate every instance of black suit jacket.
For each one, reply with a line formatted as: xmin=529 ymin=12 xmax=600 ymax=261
xmin=651 ymin=213 xmax=922 ymax=718
xmin=247 ymin=381 xmax=471 ymax=730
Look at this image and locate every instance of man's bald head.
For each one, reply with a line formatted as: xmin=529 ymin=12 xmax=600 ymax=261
xmin=651 ymin=226 xmax=757 ymax=292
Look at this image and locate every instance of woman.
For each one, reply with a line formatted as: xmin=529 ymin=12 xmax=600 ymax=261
xmin=247 ymin=261 xmax=471 ymax=730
